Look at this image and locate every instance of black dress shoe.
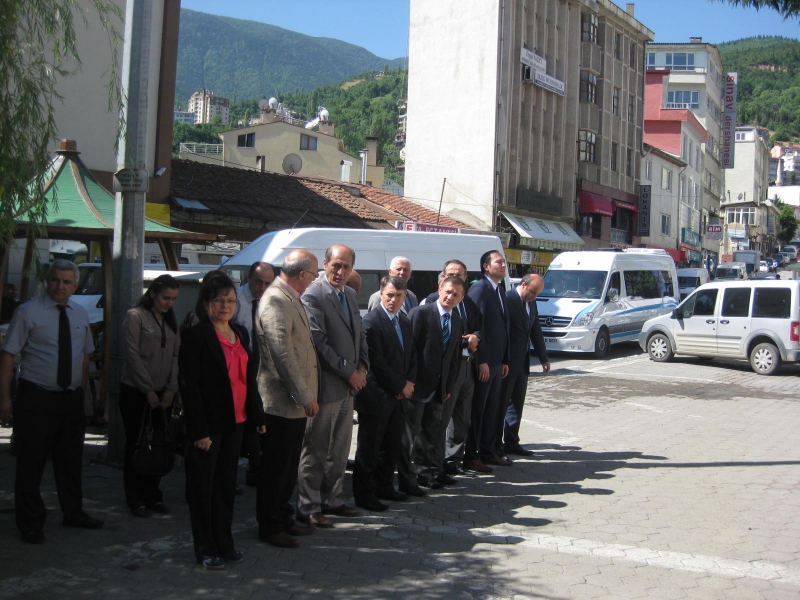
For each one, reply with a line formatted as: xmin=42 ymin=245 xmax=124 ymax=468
xmin=20 ymin=528 xmax=45 ymax=544
xmin=63 ymin=512 xmax=104 ymax=529
xmin=286 ymin=523 xmax=316 ymax=536
xmin=376 ymin=489 xmax=408 ymax=502
xmin=148 ymin=502 xmax=171 ymax=514
xmin=416 ymin=475 xmax=431 ymax=488
xmin=132 ymin=506 xmax=151 ymax=518
xmin=355 ymin=496 xmax=388 ymax=512
xmin=504 ymin=445 xmax=534 ymax=457
xmin=399 ymin=485 xmax=427 ymax=497
xmin=259 ymin=532 xmax=299 ymax=548
xmin=483 ymin=454 xmax=513 ymax=466
xmin=436 ymin=473 xmax=457 ymax=486
xmin=321 ymin=504 xmax=360 ymax=517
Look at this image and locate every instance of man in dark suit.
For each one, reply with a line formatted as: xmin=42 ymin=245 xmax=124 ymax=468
xmin=299 ymin=244 xmax=369 ymax=528
xmin=353 ymin=275 xmax=416 ymax=511
xmin=367 ymin=256 xmax=418 ymax=315
xmin=500 ymin=273 xmax=550 ymax=457
xmin=464 ymin=250 xmax=510 ymax=473
xmin=399 ymin=276 xmax=464 ymax=494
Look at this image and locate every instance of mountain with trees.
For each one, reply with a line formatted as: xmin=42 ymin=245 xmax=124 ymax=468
xmin=718 ymin=36 xmax=800 ymax=141
xmin=176 ymin=9 xmax=405 ymax=103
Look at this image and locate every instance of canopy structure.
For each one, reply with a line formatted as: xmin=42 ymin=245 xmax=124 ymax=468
xmin=501 ymin=211 xmax=585 ymax=251
xmin=579 ymin=191 xmax=613 ymax=217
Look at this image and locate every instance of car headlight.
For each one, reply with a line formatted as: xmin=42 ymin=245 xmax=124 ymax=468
xmin=573 ymin=312 xmax=594 ymax=326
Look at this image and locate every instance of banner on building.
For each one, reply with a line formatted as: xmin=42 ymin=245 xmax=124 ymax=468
xmin=722 ymin=72 xmax=738 ymax=169
xmin=705 ymin=224 xmax=723 ymax=240
xmin=767 ymin=213 xmax=776 ymax=236
xmin=638 ymin=185 xmax=651 ymax=237
xmin=520 ymin=47 xmax=546 ymax=72
xmin=397 ymin=220 xmax=460 ymax=234
xmin=534 ymin=71 xmax=565 ymax=96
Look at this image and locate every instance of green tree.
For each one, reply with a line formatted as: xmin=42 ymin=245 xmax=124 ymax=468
xmin=778 ymin=203 xmax=798 ymax=244
xmin=713 ymin=0 xmax=800 ymax=18
xmin=1 ymin=0 xmax=122 ymax=252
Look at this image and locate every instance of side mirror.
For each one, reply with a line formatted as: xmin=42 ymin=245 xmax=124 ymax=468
xmin=607 ymin=288 xmax=619 ymax=303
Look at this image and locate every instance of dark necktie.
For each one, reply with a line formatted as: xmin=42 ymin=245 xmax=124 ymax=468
xmin=57 ymin=305 xmax=72 ymax=390
xmin=404 ymin=295 xmax=412 ymax=312
xmin=458 ymin=302 xmax=468 ymax=331
xmin=251 ymin=299 xmax=260 ymax=357
xmin=391 ymin=315 xmax=404 ymax=350
xmin=442 ymin=312 xmax=451 ymax=351
xmin=338 ymin=290 xmax=353 ymax=330
xmin=497 ymin=286 xmax=505 ymax=314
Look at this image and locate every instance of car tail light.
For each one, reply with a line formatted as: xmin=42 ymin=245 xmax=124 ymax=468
xmin=791 ymin=321 xmax=800 ymax=342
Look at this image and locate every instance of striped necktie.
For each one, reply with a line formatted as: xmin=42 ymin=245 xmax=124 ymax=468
xmin=442 ymin=312 xmax=451 ymax=351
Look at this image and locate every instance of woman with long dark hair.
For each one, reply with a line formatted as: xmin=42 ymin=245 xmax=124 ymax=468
xmin=179 ymin=271 xmax=266 ymax=569
xmin=120 ymin=274 xmax=181 ymax=517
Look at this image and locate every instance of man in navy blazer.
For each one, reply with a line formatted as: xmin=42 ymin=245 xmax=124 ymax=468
xmin=399 ymin=276 xmax=464 ymax=494
xmin=500 ymin=273 xmax=550 ymax=457
xmin=464 ymin=250 xmax=510 ymax=473
xmin=353 ymin=276 xmax=417 ymax=511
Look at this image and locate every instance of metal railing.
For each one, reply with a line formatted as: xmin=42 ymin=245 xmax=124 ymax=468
xmin=611 ymin=228 xmax=631 ymax=245
xmin=179 ymin=142 xmax=222 ymax=154
xmin=663 ymin=103 xmax=699 ymax=110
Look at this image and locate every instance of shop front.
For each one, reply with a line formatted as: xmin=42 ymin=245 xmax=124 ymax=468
xmin=501 ymin=211 xmax=584 ymax=277
xmin=504 ymin=248 xmax=555 ymax=276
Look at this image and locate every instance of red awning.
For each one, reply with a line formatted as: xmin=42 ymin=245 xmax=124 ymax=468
xmin=579 ymin=191 xmax=613 ymax=216
xmin=645 ymin=246 xmax=684 ymax=262
xmin=613 ymin=199 xmax=639 ymax=213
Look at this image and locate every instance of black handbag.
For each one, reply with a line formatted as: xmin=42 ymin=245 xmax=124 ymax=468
xmin=167 ymin=400 xmax=186 ymax=457
xmin=132 ymin=405 xmax=174 ymax=476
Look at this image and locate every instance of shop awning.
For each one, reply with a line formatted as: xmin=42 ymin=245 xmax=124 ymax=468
xmin=501 ymin=211 xmax=585 ymax=251
xmin=579 ymin=191 xmax=613 ymax=216
xmin=613 ymin=199 xmax=639 ymax=213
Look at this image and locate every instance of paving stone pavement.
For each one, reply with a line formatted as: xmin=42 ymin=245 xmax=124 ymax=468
xmin=1 ymin=349 xmax=799 ymax=599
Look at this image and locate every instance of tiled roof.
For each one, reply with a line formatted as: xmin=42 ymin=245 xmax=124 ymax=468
xmin=353 ymin=184 xmax=472 ymax=229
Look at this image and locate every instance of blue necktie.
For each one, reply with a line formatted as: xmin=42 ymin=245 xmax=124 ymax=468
xmin=404 ymin=295 xmax=412 ymax=312
xmin=442 ymin=312 xmax=451 ymax=351
xmin=392 ymin=315 xmax=404 ymax=350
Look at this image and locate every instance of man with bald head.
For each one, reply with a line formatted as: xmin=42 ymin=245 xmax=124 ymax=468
xmin=255 ymin=249 xmax=321 ymax=548
xmin=499 ymin=273 xmax=550 ymax=458
xmin=367 ymin=256 xmax=418 ymax=315
xmin=298 ymin=244 xmax=369 ymax=528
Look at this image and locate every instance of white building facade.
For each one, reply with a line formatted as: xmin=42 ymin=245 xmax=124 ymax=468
xmin=188 ymin=90 xmax=230 ymax=125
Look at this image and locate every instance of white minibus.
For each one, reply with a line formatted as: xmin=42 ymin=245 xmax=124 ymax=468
xmin=537 ymin=249 xmax=680 ymax=358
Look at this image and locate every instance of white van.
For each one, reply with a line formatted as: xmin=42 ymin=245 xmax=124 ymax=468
xmin=715 ymin=262 xmax=747 ymax=281
xmin=221 ymin=228 xmax=507 ymax=310
xmin=781 ymin=245 xmax=798 ymax=263
xmin=639 ymin=280 xmax=800 ymax=375
xmin=537 ymin=249 xmax=679 ymax=358
xmin=677 ymin=267 xmax=711 ymax=300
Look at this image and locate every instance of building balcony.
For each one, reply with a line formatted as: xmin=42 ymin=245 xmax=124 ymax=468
xmin=611 ymin=227 xmax=632 ymax=246
xmin=179 ymin=143 xmax=222 ymax=155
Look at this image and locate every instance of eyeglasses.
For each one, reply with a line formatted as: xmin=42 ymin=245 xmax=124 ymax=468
xmin=210 ymin=298 xmax=237 ymax=306
xmin=303 ymin=270 xmax=319 ymax=279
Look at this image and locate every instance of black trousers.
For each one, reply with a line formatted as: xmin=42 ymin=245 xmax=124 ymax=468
xmin=256 ymin=414 xmax=306 ymax=536
xmin=352 ymin=399 xmax=404 ymax=501
xmin=464 ymin=364 xmax=503 ymax=461
xmin=502 ymin=368 xmax=530 ymax=450
xmin=14 ymin=380 xmax=85 ymax=533
xmin=119 ymin=383 xmax=165 ymax=511
xmin=185 ymin=423 xmax=243 ymax=560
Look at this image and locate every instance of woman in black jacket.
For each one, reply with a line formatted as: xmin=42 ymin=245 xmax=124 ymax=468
xmin=179 ymin=271 xmax=266 ymax=569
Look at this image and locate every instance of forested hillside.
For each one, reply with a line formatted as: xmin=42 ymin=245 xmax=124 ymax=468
xmin=718 ymin=36 xmax=800 ymax=141
xmin=176 ymin=9 xmax=405 ymax=103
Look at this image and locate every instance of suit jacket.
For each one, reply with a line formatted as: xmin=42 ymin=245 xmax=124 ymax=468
xmin=256 ymin=277 xmax=320 ymax=419
xmin=355 ymin=307 xmax=416 ymax=416
xmin=423 ymin=291 xmax=486 ymax=365
xmin=368 ymin=288 xmax=418 ymax=315
xmin=467 ymin=276 xmax=509 ymax=367
xmin=505 ymin=288 xmax=549 ymax=376
xmin=178 ymin=320 xmax=266 ymax=442
xmin=409 ymin=302 xmax=462 ymax=401
xmin=302 ymin=276 xmax=369 ymax=403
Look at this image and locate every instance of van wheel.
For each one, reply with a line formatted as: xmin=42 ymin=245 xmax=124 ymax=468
xmin=593 ymin=329 xmax=610 ymax=358
xmin=750 ymin=342 xmax=782 ymax=375
xmin=647 ymin=333 xmax=673 ymax=362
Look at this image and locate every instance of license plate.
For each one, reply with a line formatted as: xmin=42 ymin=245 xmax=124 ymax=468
xmin=544 ymin=337 xmax=559 ymax=343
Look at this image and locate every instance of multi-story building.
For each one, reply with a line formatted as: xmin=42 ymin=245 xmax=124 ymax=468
xmin=640 ymin=70 xmax=709 ymax=268
xmin=770 ymin=143 xmax=800 ymax=185
xmin=405 ymin=0 xmax=652 ymax=275
xmin=173 ymin=110 xmax=194 ymax=125
xmin=645 ymin=39 xmax=725 ymax=267
xmin=721 ymin=126 xmax=772 ymax=256
xmin=187 ymin=90 xmax=230 ymax=125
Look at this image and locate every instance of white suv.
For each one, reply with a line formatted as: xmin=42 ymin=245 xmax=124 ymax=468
xmin=639 ymin=280 xmax=800 ymax=375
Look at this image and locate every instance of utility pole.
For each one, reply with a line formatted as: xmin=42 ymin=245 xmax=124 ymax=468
xmin=107 ymin=0 xmax=153 ymax=463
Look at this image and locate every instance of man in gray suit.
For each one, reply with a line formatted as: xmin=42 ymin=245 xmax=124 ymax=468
xmin=298 ymin=244 xmax=369 ymax=528
xmin=367 ymin=256 xmax=418 ymax=314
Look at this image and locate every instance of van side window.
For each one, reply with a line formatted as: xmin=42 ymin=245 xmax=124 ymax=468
xmin=721 ymin=288 xmax=751 ymax=317
xmin=623 ymin=270 xmax=661 ymax=299
xmin=682 ymin=289 xmax=718 ymax=318
xmin=659 ymin=270 xmax=675 ymax=298
xmin=607 ymin=271 xmax=621 ymax=301
xmin=752 ymin=288 xmax=791 ymax=319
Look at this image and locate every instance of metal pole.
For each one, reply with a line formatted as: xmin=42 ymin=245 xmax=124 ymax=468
xmin=436 ymin=177 xmax=447 ymax=225
xmin=107 ymin=0 xmax=152 ymax=463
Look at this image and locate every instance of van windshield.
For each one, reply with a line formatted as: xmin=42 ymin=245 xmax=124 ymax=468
xmin=716 ymin=268 xmax=738 ymax=279
xmin=541 ymin=270 xmax=608 ymax=299
xmin=75 ymin=267 xmax=104 ymax=296
xmin=678 ymin=276 xmax=701 ymax=288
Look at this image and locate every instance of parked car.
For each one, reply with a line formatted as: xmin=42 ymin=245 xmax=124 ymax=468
xmin=639 ymin=280 xmax=800 ymax=375
xmin=772 ymin=254 xmax=786 ymax=269
xmin=759 ymin=261 xmax=769 ymax=273
xmin=781 ymin=246 xmax=798 ymax=263
xmin=755 ymin=272 xmax=779 ymax=280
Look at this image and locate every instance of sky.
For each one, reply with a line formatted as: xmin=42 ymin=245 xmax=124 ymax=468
xmin=180 ymin=0 xmax=799 ymax=59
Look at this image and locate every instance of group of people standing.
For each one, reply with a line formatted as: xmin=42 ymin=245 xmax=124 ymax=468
xmin=0 ymin=245 xmax=550 ymax=570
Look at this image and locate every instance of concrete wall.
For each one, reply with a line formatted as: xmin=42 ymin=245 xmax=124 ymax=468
xmin=638 ymin=152 xmax=682 ymax=251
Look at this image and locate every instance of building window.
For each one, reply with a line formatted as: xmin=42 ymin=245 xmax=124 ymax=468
xmin=581 ymin=13 xmax=598 ymax=44
xmin=679 ymin=174 xmax=686 ymax=201
xmin=237 ymin=133 xmax=255 ymax=148
xmin=612 ymin=87 xmax=620 ymax=116
xmin=629 ymin=43 xmax=637 ymax=68
xmin=661 ymin=167 xmax=672 ymax=191
xmin=578 ymin=215 xmax=602 ymax=239
xmin=666 ymin=52 xmax=695 ymax=70
xmin=735 ymin=132 xmax=746 ymax=141
xmin=580 ymin=71 xmax=597 ymax=103
xmin=611 ymin=142 xmax=619 ymax=172
xmin=614 ymin=32 xmax=622 ymax=60
xmin=300 ymin=134 xmax=318 ymax=150
xmin=628 ymin=94 xmax=635 ymax=121
xmin=644 ymin=160 xmax=652 ymax=181
xmin=661 ymin=214 xmax=671 ymax=236
xmin=626 ymin=149 xmax=633 ymax=177
xmin=667 ymin=90 xmax=699 ymax=109
xmin=579 ymin=130 xmax=596 ymax=163
xmin=647 ymin=52 xmax=656 ymax=68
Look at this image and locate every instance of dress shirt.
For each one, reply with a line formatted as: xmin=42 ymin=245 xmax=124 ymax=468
xmin=435 ymin=300 xmax=453 ymax=326
xmin=2 ymin=294 xmax=94 ymax=391
xmin=380 ymin=303 xmax=404 ymax=349
xmin=121 ymin=306 xmax=180 ymax=394
xmin=273 ymin=276 xmax=301 ymax=301
xmin=485 ymin=274 xmax=505 ymax=313
xmin=216 ymin=331 xmax=249 ymax=424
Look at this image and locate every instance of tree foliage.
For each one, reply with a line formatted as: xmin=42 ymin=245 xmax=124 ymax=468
xmin=712 ymin=0 xmax=800 ymax=18
xmin=1 ymin=0 xmax=122 ymax=251
xmin=778 ymin=203 xmax=798 ymax=243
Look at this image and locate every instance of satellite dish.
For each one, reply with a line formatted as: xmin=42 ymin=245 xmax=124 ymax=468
xmin=737 ymin=193 xmax=743 ymax=200
xmin=282 ymin=153 xmax=303 ymax=175
xmin=268 ymin=97 xmax=278 ymax=109
xmin=258 ymin=98 xmax=270 ymax=110
xmin=319 ymin=108 xmax=329 ymax=121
